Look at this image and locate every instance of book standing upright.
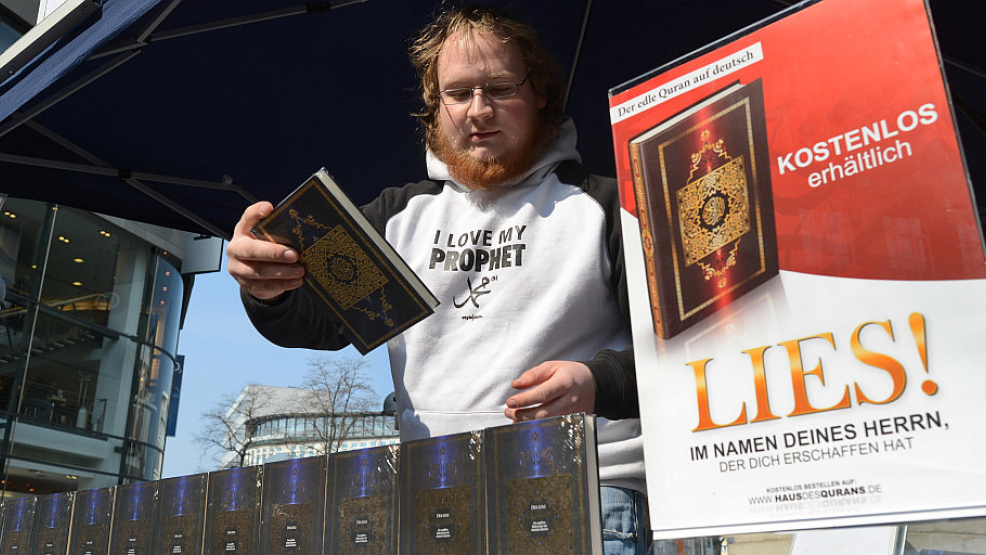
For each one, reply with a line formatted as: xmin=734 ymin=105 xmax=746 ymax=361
xmin=35 ymin=492 xmax=74 ymax=555
xmin=1 ymin=497 xmax=36 ymax=555
xmin=152 ymin=474 xmax=206 ymax=555
xmin=205 ymin=466 xmax=262 ymax=555
xmin=69 ymin=488 xmax=114 ymax=555
xmin=260 ymin=457 xmax=327 ymax=555
xmin=399 ymin=431 xmax=486 ymax=555
xmin=109 ymin=482 xmax=157 ymax=555
xmin=485 ymin=414 xmax=602 ymax=555
xmin=325 ymin=445 xmax=398 ymax=555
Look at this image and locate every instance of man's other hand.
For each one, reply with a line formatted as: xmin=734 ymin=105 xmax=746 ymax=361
xmin=504 ymin=361 xmax=595 ymax=422
xmin=227 ymin=201 xmax=305 ymax=300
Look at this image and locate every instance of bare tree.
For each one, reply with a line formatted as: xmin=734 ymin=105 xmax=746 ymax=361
xmin=192 ymin=356 xmax=381 ymax=468
xmin=301 ymin=356 xmax=378 ymax=454
xmin=194 ymin=384 xmax=273 ymax=469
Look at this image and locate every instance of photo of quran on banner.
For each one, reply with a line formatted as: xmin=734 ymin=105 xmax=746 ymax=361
xmin=608 ymin=0 xmax=986 ymax=539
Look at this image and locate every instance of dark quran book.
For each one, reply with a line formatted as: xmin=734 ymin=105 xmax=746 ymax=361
xmin=628 ymin=79 xmax=778 ymax=339
xmin=251 ymin=168 xmax=439 ymax=354
xmin=325 ymin=445 xmax=399 ymax=555
xmin=34 ymin=492 xmax=74 ymax=555
xmin=109 ymin=482 xmax=157 ymax=555
xmin=1 ymin=496 xmax=36 ymax=555
xmin=152 ymin=474 xmax=207 ymax=555
xmin=260 ymin=457 xmax=327 ymax=555
xmin=485 ymin=414 xmax=602 ymax=555
xmin=68 ymin=487 xmax=114 ymax=555
xmin=399 ymin=431 xmax=485 ymax=555
xmin=204 ymin=466 xmax=261 ymax=555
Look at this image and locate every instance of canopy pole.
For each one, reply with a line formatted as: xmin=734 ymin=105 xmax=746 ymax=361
xmin=119 ymin=177 xmax=231 ymax=239
xmin=26 ymin=120 xmax=258 ymax=201
xmin=93 ymin=1 xmax=369 ymax=59
xmin=0 ymin=149 xmax=257 ymax=197
xmin=136 ymin=0 xmax=184 ymax=44
xmin=0 ymin=152 xmax=120 ymax=176
xmin=92 ymin=5 xmax=311 ymax=59
xmin=4 ymin=122 xmax=243 ymax=239
xmin=0 ymin=50 xmax=139 ymax=139
xmin=563 ymin=0 xmax=593 ymax=114
xmin=943 ymin=55 xmax=986 ymax=82
xmin=0 ymin=150 xmax=231 ymax=238
xmin=941 ymin=56 xmax=986 ymax=140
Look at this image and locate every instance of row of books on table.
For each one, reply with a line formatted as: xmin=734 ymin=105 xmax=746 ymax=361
xmin=0 ymin=413 xmax=602 ymax=555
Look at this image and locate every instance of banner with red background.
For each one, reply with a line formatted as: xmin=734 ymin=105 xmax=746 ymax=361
xmin=609 ymin=0 xmax=986 ymax=538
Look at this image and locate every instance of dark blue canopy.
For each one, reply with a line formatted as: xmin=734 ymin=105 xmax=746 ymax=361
xmin=0 ymin=0 xmax=983 ymax=239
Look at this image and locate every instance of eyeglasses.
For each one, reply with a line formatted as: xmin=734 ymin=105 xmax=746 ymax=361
xmin=437 ymin=70 xmax=531 ymax=105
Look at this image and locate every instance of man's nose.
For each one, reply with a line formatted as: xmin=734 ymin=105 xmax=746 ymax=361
xmin=466 ymin=89 xmax=494 ymax=117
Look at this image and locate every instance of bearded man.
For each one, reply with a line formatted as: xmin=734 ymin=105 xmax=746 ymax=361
xmin=226 ymin=6 xmax=649 ymax=554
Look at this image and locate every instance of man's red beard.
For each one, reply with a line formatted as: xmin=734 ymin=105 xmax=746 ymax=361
xmin=428 ymin=119 xmax=547 ymax=191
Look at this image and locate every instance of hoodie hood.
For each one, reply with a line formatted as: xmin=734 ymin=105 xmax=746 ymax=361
xmin=426 ymin=117 xmax=581 ymax=189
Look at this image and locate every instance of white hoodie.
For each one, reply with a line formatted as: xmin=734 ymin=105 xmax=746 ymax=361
xmin=377 ymin=119 xmax=646 ymax=491
xmin=244 ymin=119 xmax=646 ymax=491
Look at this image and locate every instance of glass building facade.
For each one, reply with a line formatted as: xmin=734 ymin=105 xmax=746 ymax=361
xmin=0 ymin=197 xmax=188 ymax=497
xmin=245 ymin=411 xmax=399 ymax=466
xmin=221 ymin=385 xmax=399 ymax=469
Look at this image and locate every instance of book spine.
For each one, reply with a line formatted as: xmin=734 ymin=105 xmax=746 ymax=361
xmin=581 ymin=416 xmax=603 ymax=555
xmin=478 ymin=432 xmax=488 ymax=555
xmin=629 ymin=142 xmax=665 ymax=338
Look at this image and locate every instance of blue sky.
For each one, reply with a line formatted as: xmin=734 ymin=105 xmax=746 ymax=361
xmin=160 ymin=254 xmax=394 ymax=478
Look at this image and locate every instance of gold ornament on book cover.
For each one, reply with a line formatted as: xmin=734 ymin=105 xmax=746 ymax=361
xmin=337 ymin=496 xmax=389 ymax=555
xmin=212 ymin=511 xmax=250 ymax=554
xmin=415 ymin=487 xmax=471 ymax=552
xmin=505 ymin=475 xmax=573 ymax=555
xmin=677 ymin=129 xmax=750 ymax=288
xmin=303 ymin=225 xmax=389 ymax=310
xmin=271 ymin=504 xmax=311 ymax=554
